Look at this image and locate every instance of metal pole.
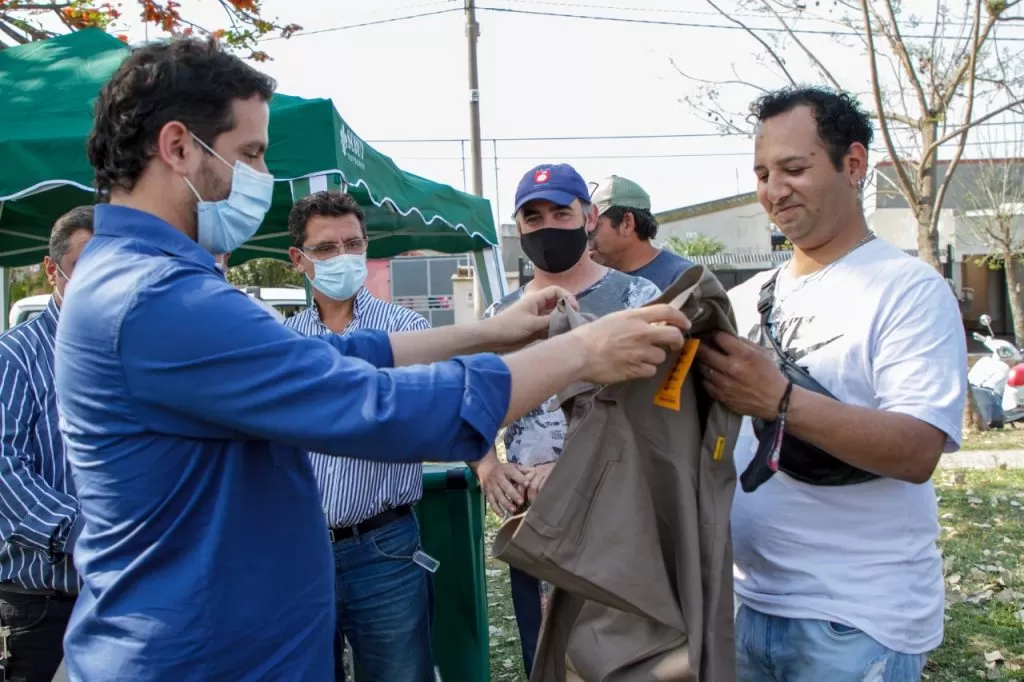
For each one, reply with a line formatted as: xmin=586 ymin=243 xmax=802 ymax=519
xmin=465 ymin=0 xmax=484 ymax=197
xmin=491 ymin=138 xmax=501 ymax=223
xmin=460 ymin=140 xmax=468 ymax=192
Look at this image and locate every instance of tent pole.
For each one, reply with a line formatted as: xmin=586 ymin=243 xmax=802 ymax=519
xmin=0 ymin=267 xmax=9 ymax=332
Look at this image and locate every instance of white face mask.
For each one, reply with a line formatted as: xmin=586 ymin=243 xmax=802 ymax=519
xmin=302 ymin=252 xmax=368 ymax=301
xmin=183 ymin=134 xmax=275 ymax=255
xmin=53 ymin=263 xmax=71 ymax=305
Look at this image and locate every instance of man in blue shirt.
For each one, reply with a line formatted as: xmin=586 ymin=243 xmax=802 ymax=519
xmin=587 ymin=174 xmax=694 ymax=290
xmin=55 ymin=38 xmax=690 ymax=681
xmin=0 ymin=206 xmax=92 ymax=682
xmin=284 ymin=190 xmax=437 ymax=682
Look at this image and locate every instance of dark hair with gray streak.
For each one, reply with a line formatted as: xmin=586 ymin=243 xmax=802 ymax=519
xmin=288 ymin=190 xmax=367 ymax=247
xmin=49 ymin=206 xmax=95 ymax=265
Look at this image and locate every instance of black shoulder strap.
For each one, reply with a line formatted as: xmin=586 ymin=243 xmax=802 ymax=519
xmin=757 ymin=269 xmax=790 ymax=360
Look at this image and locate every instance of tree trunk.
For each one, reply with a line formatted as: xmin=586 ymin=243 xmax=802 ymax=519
xmin=964 ymin=380 xmax=987 ymax=433
xmin=915 ymin=206 xmax=942 ymax=272
xmin=916 ymin=126 xmax=943 ymax=272
xmin=1006 ymin=254 xmax=1024 ymax=348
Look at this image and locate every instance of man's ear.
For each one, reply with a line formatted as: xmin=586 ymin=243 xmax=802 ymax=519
xmin=288 ymin=246 xmax=311 ymax=277
xmin=620 ymin=211 xmax=637 ymax=236
xmin=43 ymin=256 xmax=58 ymax=288
xmin=845 ymin=142 xmax=868 ymax=189
xmin=586 ymin=203 xmax=598 ymax=229
xmin=156 ymin=120 xmax=197 ymax=176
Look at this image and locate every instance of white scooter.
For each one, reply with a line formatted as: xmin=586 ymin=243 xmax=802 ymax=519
xmin=969 ymin=314 xmax=1024 ymax=428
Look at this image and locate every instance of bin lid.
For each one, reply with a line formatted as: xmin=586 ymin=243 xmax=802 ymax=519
xmin=422 ymin=463 xmax=479 ymax=491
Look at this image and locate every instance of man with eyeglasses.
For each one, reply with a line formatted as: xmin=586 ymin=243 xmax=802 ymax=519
xmin=284 ymin=190 xmax=435 ymax=681
xmin=0 ymin=206 xmax=92 ymax=682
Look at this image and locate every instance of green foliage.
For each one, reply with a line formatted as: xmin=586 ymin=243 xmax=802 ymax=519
xmin=225 ymin=258 xmax=302 ymax=288
xmin=664 ymin=234 xmax=727 ymax=257
xmin=9 ymin=266 xmax=50 ymax=303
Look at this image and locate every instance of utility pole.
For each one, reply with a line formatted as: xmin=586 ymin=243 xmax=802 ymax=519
xmin=465 ymin=0 xmax=484 ymax=197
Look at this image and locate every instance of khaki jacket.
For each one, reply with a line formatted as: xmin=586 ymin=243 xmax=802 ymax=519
xmin=493 ymin=265 xmax=741 ymax=682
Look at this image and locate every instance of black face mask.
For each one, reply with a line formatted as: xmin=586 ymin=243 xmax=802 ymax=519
xmin=520 ymin=225 xmax=588 ymax=274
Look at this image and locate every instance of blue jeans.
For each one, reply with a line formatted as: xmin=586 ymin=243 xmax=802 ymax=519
xmin=0 ymin=590 xmax=75 ymax=682
xmin=332 ymin=513 xmax=434 ymax=682
xmin=736 ymin=605 xmax=928 ymax=682
xmin=509 ymin=566 xmax=542 ymax=676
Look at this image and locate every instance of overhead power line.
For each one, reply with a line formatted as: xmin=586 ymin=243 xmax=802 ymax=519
xmin=367 ymin=132 xmax=724 ymax=143
xmin=367 ymin=120 xmax=1020 ymax=144
xmin=475 ymin=5 xmax=1024 ymax=41
xmin=392 ymin=137 xmax=1013 ymax=161
xmin=494 ymin=0 xmax=998 ymax=28
xmin=265 ymin=7 xmax=461 ymax=39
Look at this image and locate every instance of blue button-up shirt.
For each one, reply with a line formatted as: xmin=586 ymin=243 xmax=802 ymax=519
xmin=55 ymin=205 xmax=510 ymax=682
xmin=286 ymin=291 xmax=431 ymax=528
xmin=0 ymin=296 xmax=81 ymax=594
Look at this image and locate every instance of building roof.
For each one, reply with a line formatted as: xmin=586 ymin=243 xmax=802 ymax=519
xmin=655 ymin=191 xmax=759 ymax=224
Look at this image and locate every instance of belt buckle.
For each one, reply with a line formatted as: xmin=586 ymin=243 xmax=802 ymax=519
xmin=328 ymin=528 xmax=336 ymax=544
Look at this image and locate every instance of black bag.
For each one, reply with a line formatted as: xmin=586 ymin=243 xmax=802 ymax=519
xmin=740 ymin=270 xmax=880 ymax=492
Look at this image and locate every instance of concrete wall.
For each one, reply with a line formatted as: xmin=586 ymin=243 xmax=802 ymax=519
xmin=452 ymin=270 xmax=520 ymax=324
xmin=657 ymin=201 xmax=772 ymax=253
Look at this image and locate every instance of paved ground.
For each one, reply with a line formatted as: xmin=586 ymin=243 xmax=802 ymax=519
xmin=939 ymin=449 xmax=1024 ymax=469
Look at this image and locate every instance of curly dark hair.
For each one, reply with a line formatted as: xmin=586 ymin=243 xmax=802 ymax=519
xmin=87 ymin=37 xmax=276 ymax=198
xmin=288 ymin=191 xmax=367 ymax=247
xmin=749 ymin=86 xmax=874 ymax=170
xmin=602 ymin=206 xmax=659 ymax=241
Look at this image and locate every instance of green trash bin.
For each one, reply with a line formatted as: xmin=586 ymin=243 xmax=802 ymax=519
xmin=415 ymin=463 xmax=489 ymax=682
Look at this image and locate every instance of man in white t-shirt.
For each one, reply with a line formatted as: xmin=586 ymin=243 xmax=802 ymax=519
xmin=697 ymin=86 xmax=966 ymax=681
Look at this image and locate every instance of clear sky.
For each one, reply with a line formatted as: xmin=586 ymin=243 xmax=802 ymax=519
xmin=91 ymin=0 xmax=1024 ymax=224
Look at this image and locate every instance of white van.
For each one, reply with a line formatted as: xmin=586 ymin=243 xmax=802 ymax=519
xmin=241 ymin=286 xmax=308 ymax=320
xmin=8 ymin=293 xmax=50 ymax=328
xmin=7 ymin=287 xmax=308 ymax=329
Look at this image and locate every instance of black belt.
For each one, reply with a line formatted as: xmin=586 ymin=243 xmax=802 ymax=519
xmin=328 ymin=505 xmax=411 ymax=544
xmin=0 ymin=582 xmax=76 ymax=601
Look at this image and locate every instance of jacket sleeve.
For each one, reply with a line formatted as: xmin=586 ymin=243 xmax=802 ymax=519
xmin=0 ymin=360 xmax=80 ymax=558
xmin=119 ymin=271 xmax=510 ymax=463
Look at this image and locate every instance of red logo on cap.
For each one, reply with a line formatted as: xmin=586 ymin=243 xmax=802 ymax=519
xmin=534 ymin=169 xmax=550 ymax=184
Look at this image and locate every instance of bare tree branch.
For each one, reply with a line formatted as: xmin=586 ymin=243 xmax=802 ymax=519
xmin=670 ymin=57 xmax=769 ymax=93
xmin=0 ymin=13 xmax=52 ymax=41
xmin=939 ymin=13 xmax=999 ymax=114
xmin=861 ymin=0 xmax=919 ymax=206
xmin=874 ymin=0 xmax=930 ymax=117
xmin=752 ymin=0 xmax=844 ymax=89
xmin=702 ymin=0 xmax=797 ymax=84
xmin=932 ymin=96 xmax=1024 ymax=149
xmin=0 ymin=17 xmax=29 ymax=44
xmin=931 ymin=0 xmax=983 ymax=224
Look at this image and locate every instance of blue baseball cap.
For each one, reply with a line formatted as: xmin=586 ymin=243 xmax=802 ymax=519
xmin=513 ymin=163 xmax=591 ymax=216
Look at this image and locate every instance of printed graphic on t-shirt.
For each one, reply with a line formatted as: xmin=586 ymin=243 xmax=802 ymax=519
xmin=484 ymin=270 xmax=660 ymax=467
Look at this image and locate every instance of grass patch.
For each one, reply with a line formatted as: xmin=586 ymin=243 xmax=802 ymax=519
xmin=929 ymin=469 xmax=1024 ymax=680
xmin=962 ymin=427 xmax=1024 ymax=452
xmin=483 ymin=469 xmax=1024 ymax=681
xmin=485 ymin=513 xmax=528 ymax=681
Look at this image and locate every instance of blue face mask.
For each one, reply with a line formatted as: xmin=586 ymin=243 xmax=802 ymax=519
xmin=302 ymin=253 xmax=368 ymax=301
xmin=184 ymin=134 xmax=275 ymax=255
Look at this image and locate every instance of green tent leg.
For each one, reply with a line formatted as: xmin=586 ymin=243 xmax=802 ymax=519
xmin=0 ymin=267 xmax=8 ymax=332
xmin=471 ymin=247 xmax=509 ymax=312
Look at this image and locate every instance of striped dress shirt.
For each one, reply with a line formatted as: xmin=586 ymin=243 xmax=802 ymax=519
xmin=0 ymin=296 xmax=80 ymax=593
xmin=285 ymin=288 xmax=431 ymax=528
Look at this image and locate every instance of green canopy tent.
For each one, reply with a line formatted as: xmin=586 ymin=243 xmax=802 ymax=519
xmin=0 ymin=29 xmax=509 ymax=329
